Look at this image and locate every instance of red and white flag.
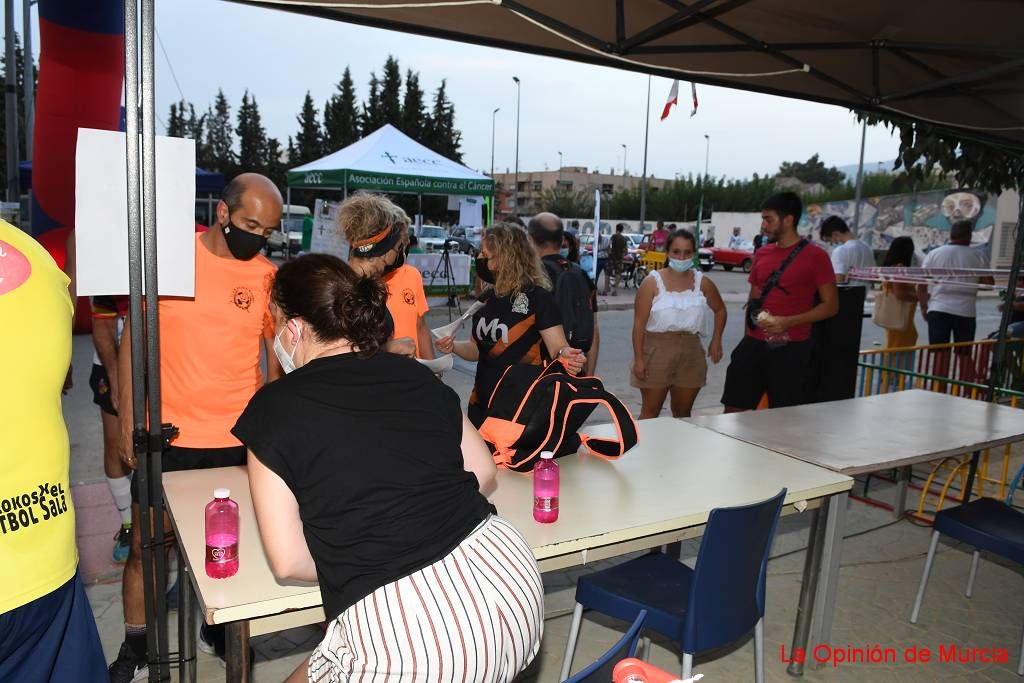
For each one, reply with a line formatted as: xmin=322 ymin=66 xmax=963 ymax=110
xmin=660 ymin=79 xmax=679 ymax=120
xmin=690 ymin=82 xmax=699 ymax=117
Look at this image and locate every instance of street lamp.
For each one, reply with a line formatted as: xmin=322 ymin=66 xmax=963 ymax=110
xmin=621 ymin=144 xmax=627 ymax=177
xmin=490 ymin=107 xmax=499 ymax=222
xmin=513 ymin=76 xmax=521 ymax=216
xmin=558 ymin=150 xmax=563 ymax=185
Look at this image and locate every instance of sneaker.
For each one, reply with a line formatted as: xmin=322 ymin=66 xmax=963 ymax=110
xmin=108 ymin=640 xmax=148 ymax=683
xmin=112 ymin=524 xmax=131 ymax=563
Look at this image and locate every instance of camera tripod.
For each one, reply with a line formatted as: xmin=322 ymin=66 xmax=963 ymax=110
xmin=428 ymin=238 xmax=463 ymax=321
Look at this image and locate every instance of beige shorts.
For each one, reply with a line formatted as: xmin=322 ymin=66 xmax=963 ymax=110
xmin=631 ymin=331 xmax=708 ymax=389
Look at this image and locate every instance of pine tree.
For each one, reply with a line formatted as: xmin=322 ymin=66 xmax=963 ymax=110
xmin=184 ymin=104 xmax=210 ymax=169
xmin=361 ymin=73 xmax=384 ymax=134
xmin=427 ymin=79 xmax=463 ymax=161
xmin=265 ymin=137 xmax=286 ymax=189
xmin=166 ymin=101 xmax=186 ymax=137
xmin=235 ymin=90 xmax=269 ymax=175
xmin=323 ymin=67 xmax=360 ymax=150
xmin=379 ymin=56 xmax=403 ymax=127
xmin=400 ymin=69 xmax=427 ymax=141
xmin=205 ymin=89 xmax=235 ymax=174
xmin=287 ymin=136 xmax=297 ymax=165
xmin=293 ymin=92 xmax=323 ymax=165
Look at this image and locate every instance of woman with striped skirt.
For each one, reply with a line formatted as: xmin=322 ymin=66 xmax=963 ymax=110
xmin=232 ymin=253 xmax=543 ymax=682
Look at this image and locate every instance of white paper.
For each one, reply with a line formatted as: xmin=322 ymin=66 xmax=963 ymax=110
xmin=75 ymin=129 xmax=196 ymax=297
xmin=416 ymin=353 xmax=455 ymax=374
xmin=430 ymin=317 xmax=464 ymax=340
xmin=459 ymin=197 xmax=483 ymax=227
xmin=310 ymin=199 xmax=349 ymax=260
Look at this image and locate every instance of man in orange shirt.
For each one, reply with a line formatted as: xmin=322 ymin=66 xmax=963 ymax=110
xmin=108 ymin=174 xmax=283 ymax=681
xmin=385 ymin=259 xmax=434 ymax=360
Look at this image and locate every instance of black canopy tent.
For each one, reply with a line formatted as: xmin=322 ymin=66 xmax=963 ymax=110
xmin=121 ymin=2 xmax=1023 ymax=680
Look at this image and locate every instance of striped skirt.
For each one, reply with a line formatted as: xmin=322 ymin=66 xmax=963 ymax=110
xmin=308 ymin=515 xmax=543 ymax=683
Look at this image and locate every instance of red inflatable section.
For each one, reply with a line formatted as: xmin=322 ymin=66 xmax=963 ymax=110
xmin=33 ymin=9 xmax=124 ymax=331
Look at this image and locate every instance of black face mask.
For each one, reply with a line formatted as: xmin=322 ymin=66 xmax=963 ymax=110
xmin=476 ymin=256 xmax=496 ymax=284
xmin=382 ymin=248 xmax=405 ymax=276
xmin=223 ymin=221 xmax=267 ymax=260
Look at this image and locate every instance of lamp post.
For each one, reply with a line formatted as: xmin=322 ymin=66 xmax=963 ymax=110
xmin=621 ymin=144 xmax=627 ymax=177
xmin=513 ymin=75 xmax=520 ymax=216
xmin=490 ymin=107 xmax=499 ymax=222
xmin=695 ymin=134 xmax=710 ymax=252
xmin=558 ymin=150 xmax=563 ymax=180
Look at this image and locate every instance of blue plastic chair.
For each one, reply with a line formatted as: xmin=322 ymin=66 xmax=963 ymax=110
xmin=564 ymin=610 xmax=646 ymax=683
xmin=560 ymin=489 xmax=787 ymax=682
xmin=910 ymin=496 xmax=1024 ymax=676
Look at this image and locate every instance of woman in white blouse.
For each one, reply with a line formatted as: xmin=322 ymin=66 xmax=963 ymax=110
xmin=631 ymin=229 xmax=727 ymax=418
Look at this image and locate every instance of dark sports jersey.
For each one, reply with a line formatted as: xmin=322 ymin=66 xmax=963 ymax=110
xmin=468 ymin=286 xmax=561 ymax=426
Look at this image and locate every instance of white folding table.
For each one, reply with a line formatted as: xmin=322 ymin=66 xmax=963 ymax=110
xmin=163 ymin=416 xmax=852 ymax=682
xmin=689 ymin=389 xmax=1024 ymax=673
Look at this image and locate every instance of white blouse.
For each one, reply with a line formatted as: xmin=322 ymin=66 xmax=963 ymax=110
xmin=645 ymin=270 xmax=711 ymax=335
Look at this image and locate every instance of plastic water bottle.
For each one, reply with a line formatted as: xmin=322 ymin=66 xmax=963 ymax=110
xmin=533 ymin=451 xmax=559 ymax=523
xmin=205 ymin=488 xmax=239 ymax=579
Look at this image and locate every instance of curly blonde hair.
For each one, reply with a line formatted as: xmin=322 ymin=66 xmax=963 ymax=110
xmin=337 ymin=192 xmax=410 ymax=252
xmin=482 ymin=222 xmax=550 ymax=298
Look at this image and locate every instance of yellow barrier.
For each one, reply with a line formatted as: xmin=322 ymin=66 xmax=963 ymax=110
xmin=638 ymin=250 xmax=666 ymax=271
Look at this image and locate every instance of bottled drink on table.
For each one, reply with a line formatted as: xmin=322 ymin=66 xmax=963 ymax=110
xmin=533 ymin=451 xmax=559 ymax=523
xmin=205 ymin=488 xmax=239 ymax=579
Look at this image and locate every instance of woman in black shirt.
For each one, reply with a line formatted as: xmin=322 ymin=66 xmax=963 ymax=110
xmin=233 ymin=254 xmax=543 ymax=683
xmin=436 ymin=222 xmax=586 ymax=426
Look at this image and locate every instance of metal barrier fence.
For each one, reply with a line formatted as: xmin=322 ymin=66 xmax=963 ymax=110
xmin=856 ymin=339 xmax=1024 ymax=520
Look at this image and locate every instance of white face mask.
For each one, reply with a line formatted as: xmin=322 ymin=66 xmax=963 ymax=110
xmin=668 ymin=257 xmax=694 ymax=273
xmin=273 ymin=322 xmax=300 ymax=374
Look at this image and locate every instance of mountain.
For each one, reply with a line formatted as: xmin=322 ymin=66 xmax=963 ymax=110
xmin=837 ymin=159 xmax=898 ymax=180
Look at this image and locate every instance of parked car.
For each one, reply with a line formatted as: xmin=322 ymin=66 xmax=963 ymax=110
xmin=415 ymin=225 xmax=449 ymax=252
xmin=447 ymin=227 xmax=481 ymax=254
xmin=698 ymin=247 xmax=714 ymax=271
xmin=708 ymin=241 xmax=755 ymax=272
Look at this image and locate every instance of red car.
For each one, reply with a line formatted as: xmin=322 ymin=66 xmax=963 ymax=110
xmin=708 ymin=241 xmax=755 ymax=272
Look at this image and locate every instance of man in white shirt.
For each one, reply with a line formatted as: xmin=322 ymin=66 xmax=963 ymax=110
xmin=917 ymin=220 xmax=994 ymax=381
xmin=728 ymin=226 xmax=744 ymax=250
xmin=820 ymin=215 xmax=875 ymax=284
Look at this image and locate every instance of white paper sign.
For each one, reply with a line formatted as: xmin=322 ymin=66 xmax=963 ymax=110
xmin=407 ymin=252 xmax=472 ymax=286
xmin=310 ymin=199 xmax=349 ymax=259
xmin=75 ymin=129 xmax=196 ymax=297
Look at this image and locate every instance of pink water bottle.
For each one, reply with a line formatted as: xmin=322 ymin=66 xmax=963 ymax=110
xmin=205 ymin=488 xmax=239 ymax=579
xmin=533 ymin=451 xmax=559 ymax=523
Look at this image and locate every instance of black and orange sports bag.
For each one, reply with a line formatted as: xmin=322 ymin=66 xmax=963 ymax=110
xmin=477 ymin=360 xmax=639 ymax=472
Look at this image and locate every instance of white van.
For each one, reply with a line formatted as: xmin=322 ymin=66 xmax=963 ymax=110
xmin=278 ymin=204 xmax=312 ymax=256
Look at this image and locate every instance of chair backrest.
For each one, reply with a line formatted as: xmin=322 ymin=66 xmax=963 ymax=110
xmin=565 ymin=610 xmax=646 ymax=683
xmin=682 ymin=488 xmax=786 ymax=653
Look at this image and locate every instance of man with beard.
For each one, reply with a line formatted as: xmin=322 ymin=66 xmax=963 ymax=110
xmin=721 ymin=192 xmax=838 ymax=412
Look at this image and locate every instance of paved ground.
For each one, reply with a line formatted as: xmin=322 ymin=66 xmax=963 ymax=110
xmin=65 ymin=270 xmax=1021 ymax=681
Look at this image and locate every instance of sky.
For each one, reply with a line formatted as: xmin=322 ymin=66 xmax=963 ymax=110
xmin=12 ymin=0 xmax=902 ymax=181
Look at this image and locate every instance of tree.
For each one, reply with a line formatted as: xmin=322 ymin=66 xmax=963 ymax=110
xmin=184 ymin=104 xmax=210 ymax=169
xmin=426 ymin=79 xmax=462 ymax=161
xmin=323 ymin=67 xmax=360 ymax=150
xmin=235 ymin=90 xmax=269 ymax=175
xmin=165 ymin=101 xmax=186 ymax=138
xmin=264 ymin=136 xmax=286 ymax=190
xmin=293 ymin=91 xmax=323 ymax=165
xmin=205 ymin=89 xmax=235 ymax=174
xmin=777 ymin=154 xmax=844 ymax=189
xmin=857 ymin=112 xmax=1024 ymax=194
xmin=379 ymin=56 xmax=403 ymax=127
xmin=536 ymin=187 xmax=595 ymax=217
xmin=361 ymin=73 xmax=385 ymax=134
xmin=400 ymin=69 xmax=428 ymax=141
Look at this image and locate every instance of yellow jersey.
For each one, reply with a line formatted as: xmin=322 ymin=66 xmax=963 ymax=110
xmin=0 ymin=220 xmax=77 ymax=614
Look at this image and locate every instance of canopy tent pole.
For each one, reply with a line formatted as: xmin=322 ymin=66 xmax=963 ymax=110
xmin=286 ymin=186 xmax=292 ymax=258
xmin=852 ymin=119 xmax=867 ymax=233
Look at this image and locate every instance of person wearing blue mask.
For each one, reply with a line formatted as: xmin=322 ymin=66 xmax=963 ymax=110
xmin=631 ymin=228 xmax=726 ymax=418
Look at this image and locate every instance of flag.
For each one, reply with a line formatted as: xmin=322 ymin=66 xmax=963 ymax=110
xmin=690 ymin=82 xmax=698 ymax=117
xmin=660 ymin=80 xmax=679 ymax=120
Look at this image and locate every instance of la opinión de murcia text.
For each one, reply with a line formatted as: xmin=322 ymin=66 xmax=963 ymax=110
xmin=781 ymin=643 xmax=1011 ymax=668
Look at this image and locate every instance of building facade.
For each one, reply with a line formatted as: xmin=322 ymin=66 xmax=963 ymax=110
xmin=491 ymin=166 xmax=673 ymax=215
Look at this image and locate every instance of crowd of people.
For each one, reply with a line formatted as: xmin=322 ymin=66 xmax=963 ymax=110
xmin=2 ymin=169 xmax=999 ymax=682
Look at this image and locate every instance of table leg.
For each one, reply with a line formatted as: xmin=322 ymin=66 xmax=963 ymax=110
xmin=963 ymin=450 xmax=981 ymax=502
xmin=225 ymin=621 xmax=251 ymax=683
xmin=809 ymin=491 xmax=849 ymax=669
xmin=177 ymin=564 xmax=197 ymax=682
xmin=787 ymin=505 xmax=824 ymax=676
xmin=894 ymin=466 xmax=912 ymax=518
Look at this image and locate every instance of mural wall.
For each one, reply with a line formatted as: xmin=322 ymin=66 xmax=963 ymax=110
xmin=799 ymin=189 xmax=996 ymax=254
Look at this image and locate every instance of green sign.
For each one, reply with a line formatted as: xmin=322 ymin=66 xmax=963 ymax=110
xmin=287 ymin=169 xmax=494 ymax=196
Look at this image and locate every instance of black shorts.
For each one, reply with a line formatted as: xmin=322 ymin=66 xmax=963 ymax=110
xmin=130 ymin=444 xmax=246 ymax=504
xmin=88 ymin=363 xmax=117 ymax=416
xmin=721 ymin=336 xmax=813 ymax=410
xmin=927 ymin=311 xmax=976 ymax=351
